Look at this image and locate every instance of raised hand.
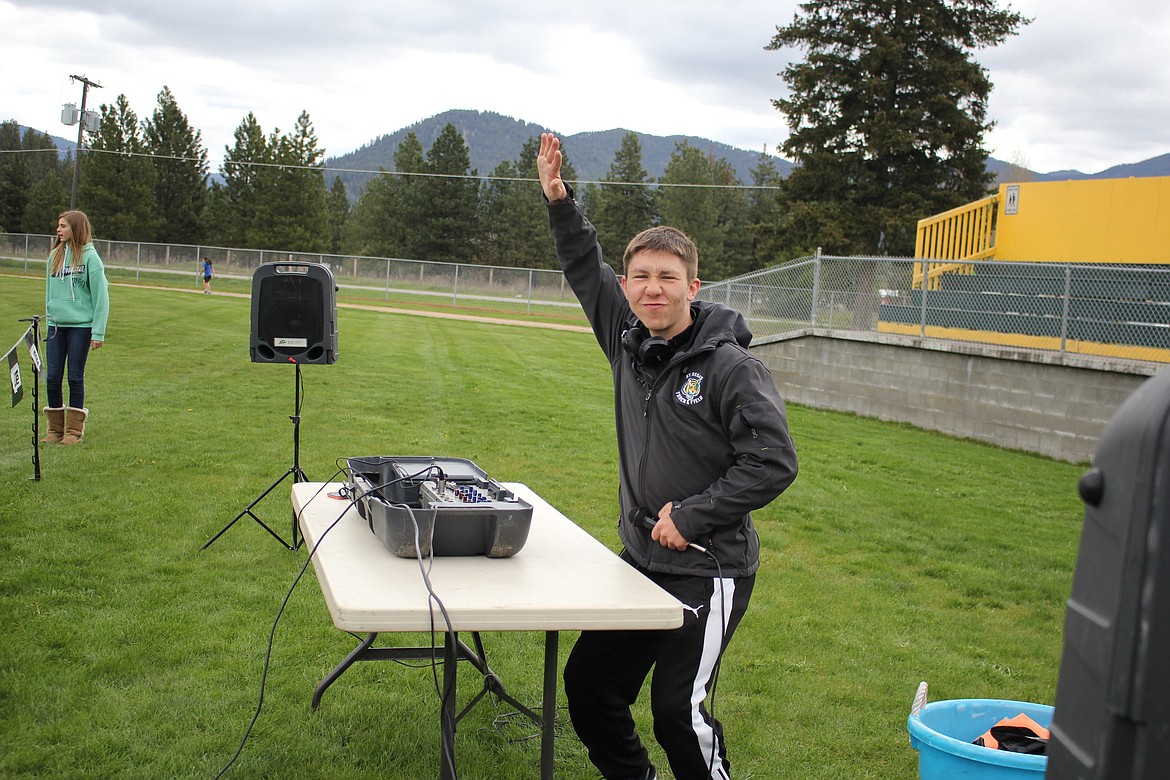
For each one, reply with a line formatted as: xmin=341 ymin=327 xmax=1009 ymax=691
xmin=537 ymin=132 xmax=568 ymax=203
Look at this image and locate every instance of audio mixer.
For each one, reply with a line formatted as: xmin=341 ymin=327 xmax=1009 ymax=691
xmin=346 ymin=456 xmax=533 ymax=558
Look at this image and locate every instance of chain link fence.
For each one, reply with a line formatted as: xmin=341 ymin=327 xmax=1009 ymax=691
xmin=5 ymin=233 xmax=1167 ymax=364
xmin=0 ymin=233 xmax=578 ymax=315
xmin=699 ymin=252 xmax=1170 ymax=364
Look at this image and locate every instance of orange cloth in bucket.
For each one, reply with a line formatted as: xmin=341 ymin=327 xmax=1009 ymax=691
xmin=973 ymin=712 xmax=1050 ymax=753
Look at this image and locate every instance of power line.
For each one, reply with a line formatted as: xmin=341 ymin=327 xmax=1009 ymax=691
xmin=0 ymin=145 xmax=781 ymax=191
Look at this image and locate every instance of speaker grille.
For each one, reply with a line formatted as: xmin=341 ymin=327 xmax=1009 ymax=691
xmin=250 ymin=263 xmax=337 ymax=364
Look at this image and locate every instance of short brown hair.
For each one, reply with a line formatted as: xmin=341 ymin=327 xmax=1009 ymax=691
xmin=622 ymin=226 xmax=699 ymax=281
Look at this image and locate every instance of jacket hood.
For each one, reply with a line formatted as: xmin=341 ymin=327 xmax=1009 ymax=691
xmin=690 ymin=299 xmax=753 ymax=350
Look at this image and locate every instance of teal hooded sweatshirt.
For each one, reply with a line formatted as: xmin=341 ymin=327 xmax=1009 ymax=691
xmin=46 ymin=244 xmax=110 ymax=341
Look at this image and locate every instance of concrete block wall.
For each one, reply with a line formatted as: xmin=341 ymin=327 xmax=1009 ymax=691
xmin=751 ymin=329 xmax=1159 ymax=463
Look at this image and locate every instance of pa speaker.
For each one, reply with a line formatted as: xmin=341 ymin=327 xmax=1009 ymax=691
xmin=1046 ymin=368 xmax=1170 ymax=780
xmin=250 ymin=262 xmax=338 ymax=364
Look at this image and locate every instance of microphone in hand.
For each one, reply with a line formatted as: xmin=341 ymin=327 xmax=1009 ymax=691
xmin=629 ymin=506 xmax=707 ymax=554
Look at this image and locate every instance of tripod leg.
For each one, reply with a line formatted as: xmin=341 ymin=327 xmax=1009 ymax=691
xmin=202 ymin=365 xmax=306 ymax=551
xmin=201 ymin=468 xmax=297 ymax=550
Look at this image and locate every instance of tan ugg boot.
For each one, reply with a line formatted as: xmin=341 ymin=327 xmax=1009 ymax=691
xmin=61 ymin=407 xmax=88 ymax=445
xmin=41 ymin=406 xmax=65 ymax=443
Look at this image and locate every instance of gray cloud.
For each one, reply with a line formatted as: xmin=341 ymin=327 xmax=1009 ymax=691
xmin=5 ymin=0 xmax=1167 ymax=173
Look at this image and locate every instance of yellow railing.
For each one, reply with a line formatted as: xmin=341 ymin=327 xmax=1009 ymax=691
xmin=913 ymin=194 xmax=998 ymax=288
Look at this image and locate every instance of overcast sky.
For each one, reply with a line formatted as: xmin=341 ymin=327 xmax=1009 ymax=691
xmin=3 ymin=0 xmax=1167 ymax=176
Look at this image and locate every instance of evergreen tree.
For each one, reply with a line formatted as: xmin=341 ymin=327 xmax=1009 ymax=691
xmin=251 ymin=111 xmax=330 ymax=251
xmin=0 ymin=121 xmax=30 ymax=231
xmin=23 ymin=126 xmax=65 ymax=195
xmin=78 ymin=94 xmax=158 ymax=241
xmin=588 ymin=131 xmax=657 ymax=272
xmin=479 ymin=157 xmax=523 ymax=267
xmin=326 ymin=176 xmax=349 ymax=253
xmin=712 ymin=155 xmax=754 ymax=278
xmin=388 ymin=132 xmax=427 ymax=259
xmin=19 ymin=128 xmax=70 ymax=233
xmin=657 ymin=141 xmax=750 ymax=281
xmin=212 ymin=112 xmax=268 ymax=247
xmin=142 ymin=86 xmax=209 ymax=243
xmin=767 ymin=0 xmax=1029 ymax=256
xmin=341 ymin=132 xmax=426 ymax=258
xmin=22 ymin=170 xmax=69 ymax=235
xmin=340 ymin=166 xmax=395 ymax=257
xmin=479 ymin=136 xmax=570 ymax=269
xmin=747 ymin=150 xmax=788 ymax=268
xmin=414 ymin=124 xmax=479 ymax=263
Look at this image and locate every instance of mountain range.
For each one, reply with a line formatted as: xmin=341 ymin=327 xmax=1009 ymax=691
xmin=14 ymin=109 xmax=1170 ymax=200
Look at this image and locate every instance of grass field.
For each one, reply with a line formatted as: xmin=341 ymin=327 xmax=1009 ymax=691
xmin=0 ymin=273 xmax=1086 ymax=779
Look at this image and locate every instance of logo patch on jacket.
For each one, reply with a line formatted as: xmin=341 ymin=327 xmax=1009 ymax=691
xmin=676 ymin=372 xmax=705 ymax=406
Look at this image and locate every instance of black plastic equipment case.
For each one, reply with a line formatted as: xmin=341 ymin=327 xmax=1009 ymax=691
xmin=1046 ymin=369 xmax=1170 ymax=780
xmin=347 ymin=456 xmax=533 ymax=559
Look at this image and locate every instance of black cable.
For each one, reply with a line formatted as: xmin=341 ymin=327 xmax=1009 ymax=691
xmin=355 ymin=463 xmax=460 ymax=776
xmin=389 ymin=479 xmax=460 ymax=778
xmin=212 ymin=465 xmax=437 ymax=779
xmin=213 ymin=474 xmax=343 ymax=780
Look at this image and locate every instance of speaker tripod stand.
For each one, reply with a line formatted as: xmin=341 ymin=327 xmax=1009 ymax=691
xmin=203 ymin=363 xmax=307 ymax=551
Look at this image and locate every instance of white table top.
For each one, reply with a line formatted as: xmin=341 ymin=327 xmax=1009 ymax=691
xmin=292 ymin=482 xmax=684 ymax=633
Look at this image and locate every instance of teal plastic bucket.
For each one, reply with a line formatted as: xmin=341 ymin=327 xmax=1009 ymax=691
xmin=907 ymin=698 xmax=1053 ymax=779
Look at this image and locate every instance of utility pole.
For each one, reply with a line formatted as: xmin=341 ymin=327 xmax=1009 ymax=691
xmin=63 ymin=74 xmax=103 ymax=210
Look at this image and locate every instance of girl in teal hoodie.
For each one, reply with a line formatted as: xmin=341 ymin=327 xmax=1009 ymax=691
xmin=43 ymin=210 xmax=109 ymax=445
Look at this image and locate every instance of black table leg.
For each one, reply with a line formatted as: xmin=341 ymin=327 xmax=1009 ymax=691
xmin=439 ymin=631 xmax=459 ymax=780
xmin=312 ymin=632 xmax=377 ymax=710
xmin=542 ymin=631 xmax=558 ymax=780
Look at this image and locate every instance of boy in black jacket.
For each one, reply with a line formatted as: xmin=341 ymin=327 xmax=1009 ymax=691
xmin=539 ymin=133 xmax=798 ymax=780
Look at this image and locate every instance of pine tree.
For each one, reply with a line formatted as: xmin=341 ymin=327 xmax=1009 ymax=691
xmin=326 ymin=176 xmax=349 ymax=253
xmin=414 ymin=124 xmax=479 ymax=263
xmin=479 ymin=136 xmax=568 ymax=269
xmin=18 ymin=127 xmax=70 ymax=233
xmin=22 ymin=170 xmax=69 ymax=235
xmin=251 ymin=111 xmax=330 ymax=252
xmin=22 ymin=126 xmax=65 ymax=194
xmin=0 ymin=121 xmax=29 ymax=232
xmin=588 ymin=131 xmax=656 ymax=272
xmin=341 ymin=132 xmax=425 ymax=258
xmin=767 ymin=0 xmax=1029 ymax=256
xmin=78 ymin=94 xmax=158 ymax=241
xmin=212 ymin=112 xmax=268 ymax=247
xmin=657 ymin=141 xmax=750 ymax=281
xmin=142 ymin=86 xmax=209 ymax=243
xmin=747 ymin=150 xmax=788 ymax=268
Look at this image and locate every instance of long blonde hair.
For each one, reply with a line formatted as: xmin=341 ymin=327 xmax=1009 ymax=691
xmin=50 ymin=210 xmax=94 ymax=276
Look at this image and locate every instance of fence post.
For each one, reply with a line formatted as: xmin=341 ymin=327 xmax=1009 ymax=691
xmin=528 ymin=269 xmax=534 ymax=315
xmin=919 ymin=259 xmax=930 ymax=338
xmin=136 ymin=242 xmax=141 ymax=282
xmin=1060 ymin=264 xmax=1072 ymax=354
xmin=385 ymin=259 xmax=391 ymax=302
xmin=810 ymin=247 xmax=822 ymax=326
xmin=452 ymin=264 xmax=460 ymax=306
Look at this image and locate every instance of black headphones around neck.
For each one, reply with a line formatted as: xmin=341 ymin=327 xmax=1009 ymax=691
xmin=622 ymin=324 xmax=674 ymax=367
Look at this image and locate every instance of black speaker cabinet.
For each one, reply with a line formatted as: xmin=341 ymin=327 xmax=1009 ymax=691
xmin=249 ymin=262 xmax=338 ymax=364
xmin=1046 ymin=368 xmax=1170 ymax=780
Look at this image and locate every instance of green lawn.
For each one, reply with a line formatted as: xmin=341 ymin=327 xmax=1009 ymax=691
xmin=0 ymin=274 xmax=1086 ymax=779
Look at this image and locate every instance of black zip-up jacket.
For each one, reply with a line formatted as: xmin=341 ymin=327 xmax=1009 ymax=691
xmin=547 ymin=192 xmax=798 ymax=577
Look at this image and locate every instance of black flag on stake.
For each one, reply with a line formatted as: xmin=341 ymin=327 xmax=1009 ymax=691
xmin=24 ymin=327 xmax=42 ymax=379
xmin=5 ymin=326 xmax=33 ymax=408
xmin=7 ymin=344 xmax=22 ymax=408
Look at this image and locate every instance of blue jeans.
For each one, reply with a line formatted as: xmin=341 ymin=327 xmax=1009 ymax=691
xmin=45 ymin=325 xmax=92 ymax=409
